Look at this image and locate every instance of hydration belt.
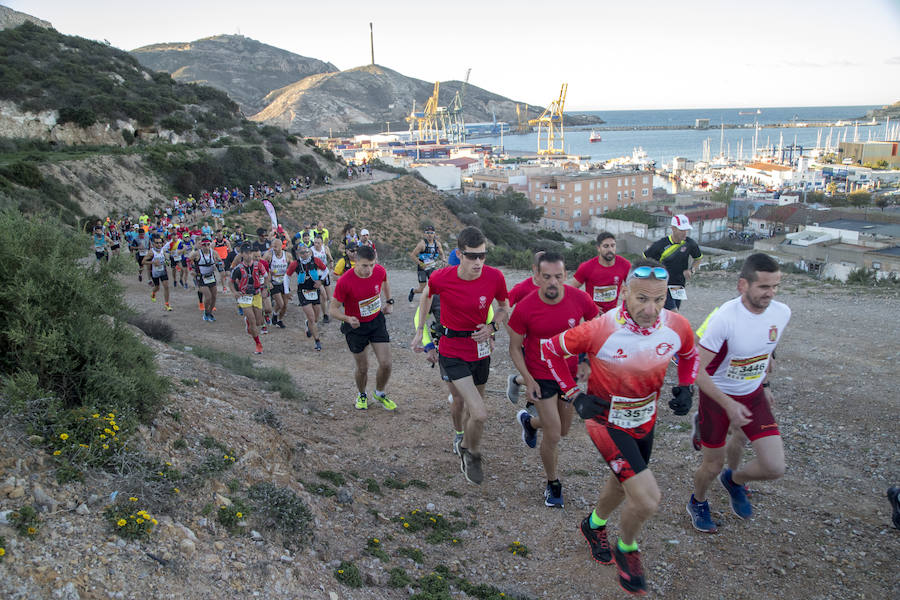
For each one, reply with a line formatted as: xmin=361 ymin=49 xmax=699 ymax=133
xmin=442 ymin=327 xmax=475 ymax=338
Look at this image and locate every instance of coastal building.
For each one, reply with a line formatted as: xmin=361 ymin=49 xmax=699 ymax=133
xmin=837 ymin=140 xmax=900 ymax=167
xmin=528 ymin=170 xmax=654 ymax=232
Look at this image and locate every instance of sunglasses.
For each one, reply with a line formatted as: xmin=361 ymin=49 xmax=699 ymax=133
xmin=629 ymin=266 xmax=668 ymax=279
xmin=461 ymin=251 xmax=486 ymax=261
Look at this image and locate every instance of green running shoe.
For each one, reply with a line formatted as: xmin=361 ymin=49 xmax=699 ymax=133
xmin=375 ymin=393 xmax=397 ymax=411
xmin=355 ymin=393 xmax=368 ymax=410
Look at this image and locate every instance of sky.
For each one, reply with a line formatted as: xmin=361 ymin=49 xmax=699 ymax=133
xmin=5 ymin=0 xmax=900 ymax=111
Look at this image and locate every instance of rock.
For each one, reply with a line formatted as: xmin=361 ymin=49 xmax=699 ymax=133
xmin=7 ymin=486 xmax=24 ymax=499
xmin=175 ymin=524 xmax=198 ymax=542
xmin=214 ymin=541 xmax=225 ymax=551
xmin=179 ymin=538 xmax=196 ymax=557
xmin=0 ymin=509 xmax=12 ymax=524
xmin=52 ymin=582 xmax=80 ymax=600
xmin=336 ymin=488 xmax=353 ymax=504
xmin=279 ymin=555 xmax=293 ymax=563
xmin=329 ymin=592 xmax=339 ymax=600
xmin=250 ymin=530 xmax=263 ymax=541
xmin=28 ymin=435 xmax=44 ymax=444
xmin=214 ymin=493 xmax=232 ymax=508
xmin=32 ymin=485 xmax=59 ymax=511
xmin=426 ymin=503 xmax=436 ymax=511
xmin=76 ymin=503 xmax=89 ymax=515
xmin=87 ymin=494 xmax=101 ymax=506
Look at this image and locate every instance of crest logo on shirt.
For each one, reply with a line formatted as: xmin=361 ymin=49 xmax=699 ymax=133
xmin=680 ymin=246 xmax=687 ymax=253
xmin=478 ymin=295 xmax=487 ymax=309
xmin=568 ymin=318 xmax=576 ymax=328
xmin=614 ymin=276 xmax=620 ymax=284
xmin=613 ymin=348 xmax=628 ymax=359
xmin=655 ymin=342 xmax=673 ymax=356
xmin=375 ymin=284 xmax=381 ymax=293
xmin=768 ymin=325 xmax=777 ymax=342
xmin=610 ymin=458 xmax=625 ymax=474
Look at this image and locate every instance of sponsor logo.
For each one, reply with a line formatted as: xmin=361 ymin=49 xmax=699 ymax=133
xmin=768 ymin=325 xmax=778 ymax=342
xmin=655 ymin=342 xmax=673 ymax=356
xmin=478 ymin=295 xmax=487 ymax=309
xmin=610 ymin=458 xmax=626 ymax=474
xmin=613 ymin=348 xmax=628 ymax=359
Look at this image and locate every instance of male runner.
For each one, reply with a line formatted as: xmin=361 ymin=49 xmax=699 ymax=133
xmin=264 ymin=239 xmax=291 ymax=329
xmin=686 ymin=253 xmax=790 ymax=532
xmin=413 ymin=226 xmax=509 ymax=485
xmin=92 ymin=226 xmax=109 ymax=262
xmin=287 ymin=244 xmax=327 ymax=350
xmin=311 ymin=234 xmax=334 ymax=319
xmin=643 ymin=215 xmax=702 ymax=311
xmin=213 ymin=232 xmax=231 ymax=291
xmin=133 ymin=227 xmax=150 ymax=281
xmin=507 ymin=252 xmax=598 ymax=507
xmin=329 ymin=246 xmax=396 ymax=410
xmin=143 ymin=235 xmax=173 ymax=311
xmin=107 ymin=222 xmax=122 ymax=257
xmin=231 ymin=242 xmax=265 ymax=354
xmin=572 ymin=232 xmax=631 ymax=314
xmin=191 ymin=237 xmax=224 ymax=322
xmin=407 ymin=225 xmax=445 ymax=303
xmin=505 ymin=251 xmax=543 ymax=404
xmin=332 ymin=243 xmax=357 ymax=278
xmin=541 ymin=258 xmax=698 ymax=595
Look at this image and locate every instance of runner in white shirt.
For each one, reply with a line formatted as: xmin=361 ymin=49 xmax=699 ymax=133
xmin=687 ymin=253 xmax=791 ymax=532
xmin=142 ymin=235 xmax=173 ymax=311
xmin=264 ymin=240 xmax=291 ymax=328
xmin=311 ymin=233 xmax=334 ymax=320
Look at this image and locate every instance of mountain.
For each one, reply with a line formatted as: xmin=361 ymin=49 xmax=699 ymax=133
xmin=0 ymin=4 xmax=52 ymax=30
xmin=250 ymin=64 xmax=601 ymax=136
xmin=865 ymin=100 xmax=900 ymax=121
xmin=131 ymin=35 xmax=338 ymax=114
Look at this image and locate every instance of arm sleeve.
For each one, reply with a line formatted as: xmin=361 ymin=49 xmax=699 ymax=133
xmin=675 ymin=320 xmax=699 ymax=385
xmin=541 ymin=323 xmax=593 ymax=396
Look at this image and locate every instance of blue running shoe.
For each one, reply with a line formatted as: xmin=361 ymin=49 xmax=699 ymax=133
xmin=544 ymin=481 xmax=564 ymax=508
xmin=686 ymin=495 xmax=718 ymax=533
xmin=719 ymin=468 xmax=752 ymax=519
xmin=237 ymin=306 xmax=244 ymax=316
xmin=517 ymin=409 xmax=537 ymax=449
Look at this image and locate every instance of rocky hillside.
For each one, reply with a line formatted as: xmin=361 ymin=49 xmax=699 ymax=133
xmin=0 ymin=5 xmax=51 ymax=30
xmin=131 ymin=35 xmax=338 ymax=115
xmin=865 ymin=100 xmax=900 ymax=120
xmin=250 ymin=64 xmax=601 ymax=136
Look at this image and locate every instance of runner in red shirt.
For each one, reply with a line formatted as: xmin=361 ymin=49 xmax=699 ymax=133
xmin=505 ymin=251 xmax=543 ymax=405
xmin=329 ymin=246 xmax=397 ymax=411
xmin=231 ymin=243 xmax=265 ymax=355
xmin=541 ymin=258 xmax=698 ymax=596
xmin=507 ymin=252 xmax=598 ymax=508
xmin=412 ymin=226 xmax=510 ymax=485
xmin=572 ymin=232 xmax=631 ymax=314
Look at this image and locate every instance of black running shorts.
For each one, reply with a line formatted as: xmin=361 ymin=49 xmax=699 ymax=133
xmin=151 ymin=271 xmax=169 ymax=285
xmin=341 ymin=312 xmax=390 ymax=354
xmin=439 ymin=354 xmax=491 ymax=386
xmin=585 ymin=420 xmax=655 ymax=483
xmin=534 ymin=378 xmax=564 ymax=400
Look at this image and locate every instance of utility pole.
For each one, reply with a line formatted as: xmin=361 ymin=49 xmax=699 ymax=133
xmin=369 ymin=23 xmax=374 ymax=65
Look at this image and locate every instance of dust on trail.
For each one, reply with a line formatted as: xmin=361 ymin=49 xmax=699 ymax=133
xmin=117 ymin=267 xmax=899 ymax=599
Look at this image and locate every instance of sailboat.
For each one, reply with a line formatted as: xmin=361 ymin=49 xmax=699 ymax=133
xmin=589 ymin=130 xmax=602 ymax=143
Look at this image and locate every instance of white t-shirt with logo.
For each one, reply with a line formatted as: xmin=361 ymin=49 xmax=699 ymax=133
xmin=699 ymin=296 xmax=791 ymax=396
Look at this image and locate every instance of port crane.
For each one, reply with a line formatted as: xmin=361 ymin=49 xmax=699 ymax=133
xmin=529 ymin=84 xmax=567 ymax=155
xmin=515 ymin=103 xmax=533 ymax=134
xmin=406 ymin=82 xmax=444 ymax=141
xmin=446 ymin=68 xmax=471 ymax=144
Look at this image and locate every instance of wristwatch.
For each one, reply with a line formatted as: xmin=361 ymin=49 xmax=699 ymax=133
xmin=489 ymin=321 xmax=499 ymax=332
xmin=386 ymin=298 xmax=395 ymax=305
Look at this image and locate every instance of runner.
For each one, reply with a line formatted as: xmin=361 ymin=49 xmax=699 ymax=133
xmin=412 ymin=226 xmax=510 ymax=485
xmin=107 ymin=222 xmax=122 ymax=257
xmin=572 ymin=232 xmax=631 ymax=314
xmin=328 ymin=246 xmax=396 ymax=409
xmin=132 ymin=227 xmax=150 ymax=281
xmin=169 ymin=233 xmax=192 ymax=290
xmin=143 ymin=235 xmax=173 ymax=311
xmin=191 ymin=236 xmax=224 ymax=322
xmin=92 ymin=226 xmax=109 ymax=263
xmin=231 ymin=242 xmax=265 ymax=354
xmin=286 ymin=244 xmax=326 ymax=349
xmin=407 ymin=225 xmax=445 ymax=303
xmin=507 ymin=252 xmax=598 ymax=507
xmin=332 ymin=243 xmax=357 ymax=278
xmin=643 ymin=215 xmax=702 ymax=312
xmin=311 ymin=233 xmax=334 ymax=320
xmin=505 ymin=251 xmax=543 ymax=405
xmin=686 ymin=253 xmax=790 ymax=533
xmin=264 ymin=239 xmax=291 ymax=329
xmin=358 ymin=228 xmax=376 ymax=253
xmin=541 ymin=258 xmax=698 ymax=595
xmin=212 ymin=231 xmax=232 ymax=292
xmin=252 ymin=245 xmax=272 ymax=334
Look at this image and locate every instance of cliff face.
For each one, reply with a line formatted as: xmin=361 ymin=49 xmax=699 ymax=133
xmin=131 ymin=35 xmax=337 ymax=114
xmin=0 ymin=5 xmax=52 ymax=30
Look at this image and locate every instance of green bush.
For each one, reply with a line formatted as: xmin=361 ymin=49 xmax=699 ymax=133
xmin=0 ymin=210 xmax=169 ymax=433
xmin=0 ymin=161 xmax=43 ymax=188
xmin=247 ymin=482 xmax=313 ymax=548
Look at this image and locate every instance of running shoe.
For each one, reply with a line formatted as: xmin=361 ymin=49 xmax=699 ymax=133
xmin=452 ymin=432 xmax=464 ymax=456
xmin=613 ymin=544 xmax=647 ymax=595
xmin=686 ymin=495 xmax=718 ymax=533
xmin=314 ymin=340 xmax=322 ymax=352
xmin=375 ymin=393 xmax=397 ymax=411
xmin=208 ymin=313 xmax=216 ymax=322
xmin=355 ymin=394 xmax=368 ymax=410
xmin=138 ymin=273 xmax=142 ymax=282
xmin=408 ymin=288 xmax=415 ymax=303
xmin=719 ymin=468 xmax=752 ymax=519
xmin=151 ymin=292 xmax=156 ymax=302
xmin=305 ymin=322 xmax=312 ymax=338
xmin=261 ymin=326 xmax=268 ymax=335
xmin=183 ymin=281 xmax=189 ymax=289
xmin=237 ymin=307 xmax=244 ymax=316
xmin=202 ymin=313 xmax=211 ymax=322
xmin=690 ymin=411 xmax=701 ymax=451
xmin=888 ymin=486 xmax=900 ymax=530
xmin=544 ymin=481 xmax=564 ymax=508
xmin=198 ymin=302 xmax=205 ymax=311
xmin=322 ymin=314 xmax=330 ymax=323
xmin=506 ymin=373 xmax=520 ymax=404
xmin=579 ymin=516 xmax=612 ymax=564
xmin=165 ymin=303 xmax=172 ymax=311
xmin=276 ymin=319 xmax=286 ymax=329
xmin=459 ymin=448 xmax=483 ymax=485
xmin=517 ymin=409 xmax=537 ymax=449
xmin=254 ymin=342 xmax=263 ymax=355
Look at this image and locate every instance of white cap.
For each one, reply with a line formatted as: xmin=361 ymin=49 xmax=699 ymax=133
xmin=671 ymin=214 xmax=692 ymax=230
xmin=360 ymin=228 xmax=370 ymax=235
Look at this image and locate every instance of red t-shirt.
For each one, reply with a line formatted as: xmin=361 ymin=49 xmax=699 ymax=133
xmin=428 ymin=265 xmax=508 ymax=361
xmin=508 ymin=277 xmax=538 ymax=307
xmin=507 ymin=285 xmax=598 ymax=380
xmin=333 ymin=264 xmax=387 ymax=323
xmin=573 ymin=255 xmax=632 ymax=313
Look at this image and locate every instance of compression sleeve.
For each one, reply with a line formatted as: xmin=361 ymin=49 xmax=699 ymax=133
xmin=541 ymin=332 xmax=578 ymax=397
xmin=677 ymin=347 xmax=699 ymax=385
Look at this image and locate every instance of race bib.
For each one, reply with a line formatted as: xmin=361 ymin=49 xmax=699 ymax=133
xmin=476 ymin=340 xmax=491 ymax=359
xmin=238 ymin=295 xmax=253 ymax=305
xmin=608 ymin=393 xmax=657 ymax=429
xmin=303 ymin=289 xmax=319 ymax=301
xmin=726 ymin=354 xmax=769 ymax=381
xmin=202 ymin=274 xmax=216 ymax=284
xmin=423 ymin=258 xmax=436 ymax=269
xmin=668 ymin=286 xmax=687 ymax=300
xmin=358 ymin=294 xmax=381 ymax=317
xmin=593 ymin=285 xmax=617 ymax=303
xmin=273 ymin=275 xmax=284 ymax=283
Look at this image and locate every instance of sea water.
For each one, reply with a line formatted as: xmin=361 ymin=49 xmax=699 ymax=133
xmin=481 ymin=105 xmax=884 ymax=164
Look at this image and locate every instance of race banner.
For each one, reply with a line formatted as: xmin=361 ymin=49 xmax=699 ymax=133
xmin=262 ymin=200 xmax=278 ymax=229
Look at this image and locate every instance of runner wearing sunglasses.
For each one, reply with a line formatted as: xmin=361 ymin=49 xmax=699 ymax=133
xmin=643 ymin=215 xmax=702 ymax=312
xmin=541 ymin=258 xmax=699 ymax=595
xmin=412 ymin=226 xmax=510 ymax=485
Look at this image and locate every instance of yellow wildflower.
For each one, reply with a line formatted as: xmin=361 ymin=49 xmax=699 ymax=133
xmin=136 ymin=518 xmax=144 ymax=524
xmin=92 ymin=414 xmax=100 ymax=418
xmin=117 ymin=519 xmax=126 ymax=527
xmin=113 ymin=425 xmax=119 ymax=431
xmin=173 ymin=488 xmax=180 ymax=493
xmin=27 ymin=527 xmax=36 ymax=535
xmin=338 ymin=569 xmax=344 ymax=574
xmin=79 ymin=444 xmax=89 ymax=448
xmin=0 ymin=548 xmax=5 ymax=556
xmin=53 ymin=450 xmax=61 ymax=456
xmin=59 ymin=433 xmax=69 ymax=441
xmin=236 ymin=512 xmax=243 ymax=518
xmin=104 ymin=428 xmax=112 ymax=434
xmin=99 ymin=434 xmax=106 ymax=439
xmin=129 ymin=497 xmax=138 ymax=502
xmin=151 ymin=519 xmax=158 ymax=525
xmin=372 ymin=538 xmax=379 ymax=544
xmin=102 ymin=444 xmax=109 ymax=450
xmin=108 ymin=413 xmax=115 ymax=418
xmin=165 ymin=461 xmax=171 ymax=466
xmin=403 ymin=523 xmax=409 ymax=528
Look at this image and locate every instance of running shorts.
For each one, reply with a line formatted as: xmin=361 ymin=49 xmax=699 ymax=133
xmin=95 ymin=250 xmax=107 ymax=260
xmin=341 ymin=312 xmax=390 ymax=354
xmin=111 ymin=243 xmax=120 ymax=250
xmin=534 ymin=378 xmax=564 ymax=400
xmin=664 ymin=289 xmax=682 ymax=311
xmin=151 ymin=271 xmax=169 ymax=285
xmin=438 ymin=354 xmax=491 ymax=387
xmin=585 ymin=420 xmax=655 ymax=483
xmin=698 ymin=385 xmax=779 ymax=448
xmin=136 ymin=253 xmax=146 ymax=266
xmin=297 ymin=287 xmax=321 ymax=306
xmin=237 ymin=293 xmax=263 ymax=310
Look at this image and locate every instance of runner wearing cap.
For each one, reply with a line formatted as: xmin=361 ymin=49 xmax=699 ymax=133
xmin=407 ymin=225 xmax=446 ymax=303
xmin=232 ymin=242 xmax=265 ymax=354
xmin=191 ymin=237 xmax=224 ymax=322
xmin=359 ymin=228 xmax=376 ymax=254
xmin=643 ymin=215 xmax=702 ymax=312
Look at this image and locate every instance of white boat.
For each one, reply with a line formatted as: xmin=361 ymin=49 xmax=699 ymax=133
xmin=589 ymin=130 xmax=602 ymax=143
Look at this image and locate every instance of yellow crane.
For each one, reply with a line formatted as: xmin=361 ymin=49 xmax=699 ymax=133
xmin=528 ymin=83 xmax=567 ymax=155
xmin=406 ymin=82 xmax=443 ymax=141
xmin=515 ymin=103 xmax=533 ymax=134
